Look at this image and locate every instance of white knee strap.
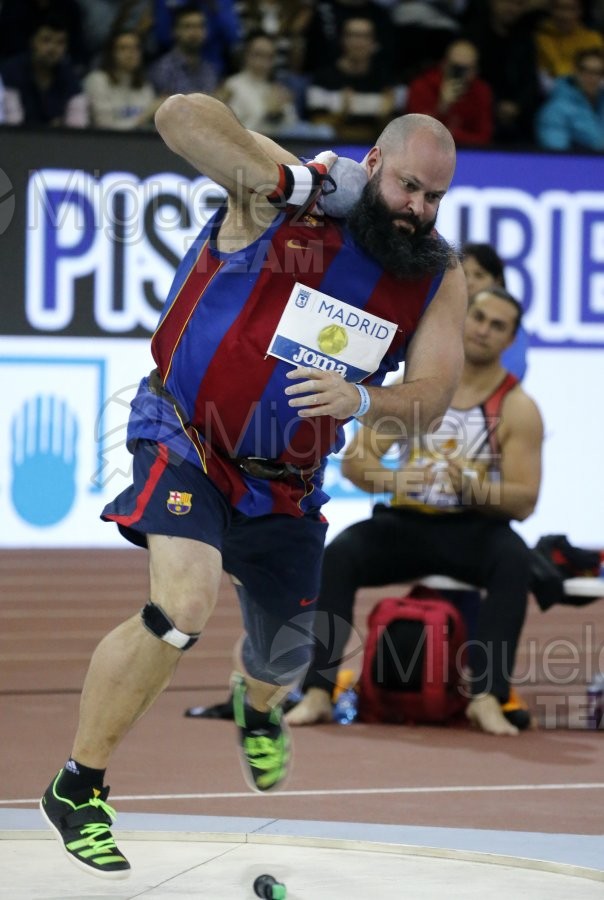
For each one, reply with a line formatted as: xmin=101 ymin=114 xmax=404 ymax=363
xmin=141 ymin=601 xmax=200 ymax=650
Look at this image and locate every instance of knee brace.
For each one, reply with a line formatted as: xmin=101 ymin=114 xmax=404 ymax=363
xmin=141 ymin=601 xmax=200 ymax=650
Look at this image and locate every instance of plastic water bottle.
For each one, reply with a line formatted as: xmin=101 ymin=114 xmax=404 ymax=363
xmin=586 ymin=672 xmax=604 ymax=729
xmin=332 ymin=687 xmax=358 ymax=724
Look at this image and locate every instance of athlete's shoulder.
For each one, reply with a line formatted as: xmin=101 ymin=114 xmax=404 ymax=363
xmin=501 ymin=377 xmax=543 ymax=430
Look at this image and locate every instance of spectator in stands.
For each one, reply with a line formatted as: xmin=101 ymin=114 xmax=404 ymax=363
xmin=462 ymin=242 xmax=529 ymax=379
xmin=302 ymin=0 xmax=394 ymax=76
xmin=536 ymin=0 xmax=603 ymax=91
xmin=305 ymin=16 xmax=396 ymax=142
xmin=147 ymin=0 xmax=243 ymax=76
xmin=238 ymin=0 xmax=315 ymax=113
xmin=462 ymin=0 xmax=543 ymax=144
xmin=216 ymin=30 xmax=307 ymax=136
xmin=536 ymin=47 xmax=604 ymax=150
xmin=84 ymin=29 xmax=162 ymax=131
xmin=0 ymin=16 xmax=88 ymax=127
xmin=406 ymin=38 xmax=493 ymax=146
xmin=286 ymin=285 xmax=544 ymax=736
xmin=216 ymin=29 xmax=334 ymax=139
xmin=150 ymin=4 xmax=219 ymax=96
xmin=0 ymin=0 xmax=87 ymax=69
xmin=75 ymin=0 xmax=149 ymax=64
xmin=239 ymin=1 xmax=314 ymax=74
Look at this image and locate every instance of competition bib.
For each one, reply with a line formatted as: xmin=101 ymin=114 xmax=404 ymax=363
xmin=267 ymin=282 xmax=398 ymax=382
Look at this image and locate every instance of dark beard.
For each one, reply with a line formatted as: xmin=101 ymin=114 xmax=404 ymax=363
xmin=346 ymin=175 xmax=455 ymax=279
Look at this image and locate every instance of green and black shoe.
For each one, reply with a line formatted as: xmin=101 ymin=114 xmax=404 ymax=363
xmin=40 ymin=771 xmax=130 ymax=879
xmin=232 ymin=673 xmax=291 ymax=793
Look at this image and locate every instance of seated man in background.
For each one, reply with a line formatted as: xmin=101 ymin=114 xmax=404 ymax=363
xmin=287 ymin=286 xmax=544 ymax=736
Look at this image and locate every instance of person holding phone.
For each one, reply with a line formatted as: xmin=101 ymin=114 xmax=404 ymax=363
xmin=406 ymin=38 xmax=494 ymax=146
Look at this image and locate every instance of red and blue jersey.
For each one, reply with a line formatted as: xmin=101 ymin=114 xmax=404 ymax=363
xmin=127 ymin=206 xmax=446 ymax=517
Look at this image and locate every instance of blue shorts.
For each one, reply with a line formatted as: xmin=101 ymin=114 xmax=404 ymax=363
xmin=102 ymin=440 xmax=329 ymax=684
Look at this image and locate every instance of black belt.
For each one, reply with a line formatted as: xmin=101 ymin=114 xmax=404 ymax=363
xmin=148 ymin=369 xmax=314 ymax=482
xmin=234 ymin=456 xmax=309 ymax=481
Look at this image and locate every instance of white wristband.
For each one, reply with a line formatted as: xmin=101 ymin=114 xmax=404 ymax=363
xmin=353 ymin=383 xmax=371 ymax=418
xmin=286 ymin=166 xmax=317 ymax=205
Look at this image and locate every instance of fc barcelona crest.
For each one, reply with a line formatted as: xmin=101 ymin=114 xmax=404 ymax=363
xmin=167 ymin=490 xmax=192 ymax=515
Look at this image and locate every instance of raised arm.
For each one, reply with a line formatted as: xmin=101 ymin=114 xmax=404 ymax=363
xmin=155 ymin=93 xmax=318 ymax=202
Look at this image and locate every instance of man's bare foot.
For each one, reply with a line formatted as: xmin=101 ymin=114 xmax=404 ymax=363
xmin=285 ymin=688 xmax=333 ymax=725
xmin=466 ymin=693 xmax=519 ymax=736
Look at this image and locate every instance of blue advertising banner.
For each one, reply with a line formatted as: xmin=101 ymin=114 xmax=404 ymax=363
xmin=0 ymin=128 xmax=602 ymax=546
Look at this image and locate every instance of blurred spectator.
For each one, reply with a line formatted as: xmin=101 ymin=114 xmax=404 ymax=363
xmin=75 ymin=0 xmax=149 ymax=63
xmin=387 ymin=0 xmax=465 ymax=82
xmin=84 ymin=30 xmax=162 ymax=130
xmin=150 ymin=5 xmax=219 ymax=95
xmin=462 ymin=0 xmax=543 ymax=145
xmin=305 ymin=16 xmax=396 ymax=142
xmin=536 ymin=0 xmax=603 ymax=91
xmin=216 ymin=30 xmax=300 ymax=133
xmin=302 ymin=0 xmax=394 ymax=75
xmin=238 ymin=1 xmax=314 ymax=72
xmin=148 ymin=1 xmax=243 ymax=76
xmin=406 ymin=38 xmax=493 ymax=146
xmin=1 ymin=17 xmax=88 ymax=127
xmin=237 ymin=1 xmax=316 ymax=116
xmin=536 ymin=47 xmax=604 ymax=150
xmin=0 ymin=0 xmax=87 ymax=69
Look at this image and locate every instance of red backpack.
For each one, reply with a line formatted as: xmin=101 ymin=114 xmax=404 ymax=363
xmin=358 ymin=587 xmax=469 ymax=724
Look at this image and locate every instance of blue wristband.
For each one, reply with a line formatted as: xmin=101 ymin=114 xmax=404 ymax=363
xmin=353 ymin=383 xmax=371 ymax=418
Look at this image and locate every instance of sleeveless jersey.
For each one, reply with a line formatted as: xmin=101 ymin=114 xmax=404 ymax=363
xmin=128 ymin=206 xmax=447 ymax=517
xmin=391 ymin=372 xmax=519 ymax=513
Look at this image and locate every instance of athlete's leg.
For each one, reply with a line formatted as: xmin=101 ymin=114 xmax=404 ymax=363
xmin=223 ymin=511 xmax=327 ymax=790
xmin=72 ymin=534 xmax=222 ymax=768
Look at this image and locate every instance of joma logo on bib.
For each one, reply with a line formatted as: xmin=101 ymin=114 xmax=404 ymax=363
xmin=291 ymin=346 xmax=348 ymax=375
xmin=268 ymin=282 xmax=397 ymax=382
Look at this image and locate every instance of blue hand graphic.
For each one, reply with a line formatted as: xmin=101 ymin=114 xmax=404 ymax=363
xmin=11 ymin=396 xmax=79 ymax=526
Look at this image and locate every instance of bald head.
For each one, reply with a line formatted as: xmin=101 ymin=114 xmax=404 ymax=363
xmin=376 ymin=114 xmax=457 ymax=164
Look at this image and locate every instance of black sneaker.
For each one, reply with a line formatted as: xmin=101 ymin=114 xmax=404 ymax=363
xmin=40 ymin=771 xmax=130 ymax=879
xmin=232 ymin=673 xmax=291 ymax=793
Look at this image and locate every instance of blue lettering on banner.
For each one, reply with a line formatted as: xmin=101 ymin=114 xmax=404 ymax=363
xmin=438 ymin=178 xmax=604 ymax=347
xmin=25 ymin=169 xmax=220 ymax=334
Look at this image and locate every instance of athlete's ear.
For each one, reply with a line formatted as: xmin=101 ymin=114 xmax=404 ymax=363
xmin=364 ymin=147 xmax=382 ymax=178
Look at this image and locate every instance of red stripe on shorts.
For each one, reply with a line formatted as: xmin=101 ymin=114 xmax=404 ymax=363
xmin=108 ymin=442 xmax=170 ymax=527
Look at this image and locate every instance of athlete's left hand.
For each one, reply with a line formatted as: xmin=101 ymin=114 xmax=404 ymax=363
xmin=285 ymin=367 xmax=362 ymax=419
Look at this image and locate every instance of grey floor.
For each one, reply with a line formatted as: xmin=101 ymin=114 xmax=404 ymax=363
xmin=2 ymin=808 xmax=603 ymax=899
